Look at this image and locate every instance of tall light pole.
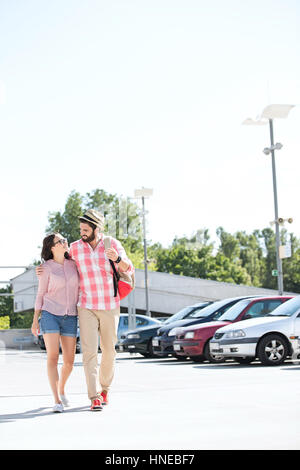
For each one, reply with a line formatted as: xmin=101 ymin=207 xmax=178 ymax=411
xmin=243 ymin=104 xmax=295 ymax=295
xmin=134 ymin=187 xmax=153 ymax=316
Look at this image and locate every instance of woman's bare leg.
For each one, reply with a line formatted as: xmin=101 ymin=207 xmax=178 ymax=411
xmin=43 ymin=333 xmax=61 ymax=404
xmin=59 ymin=336 xmax=76 ymax=396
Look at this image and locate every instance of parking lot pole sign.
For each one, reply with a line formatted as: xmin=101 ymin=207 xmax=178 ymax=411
xmin=279 ymin=244 xmax=292 ymax=259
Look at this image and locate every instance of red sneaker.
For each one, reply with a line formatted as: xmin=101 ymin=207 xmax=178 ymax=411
xmin=90 ymin=398 xmax=103 ymax=411
xmin=100 ymin=391 xmax=109 ymax=405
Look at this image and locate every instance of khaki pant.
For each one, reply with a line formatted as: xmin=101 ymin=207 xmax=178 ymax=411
xmin=78 ymin=306 xmax=120 ymax=400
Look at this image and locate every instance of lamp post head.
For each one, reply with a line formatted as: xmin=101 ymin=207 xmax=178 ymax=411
xmin=261 ymin=104 xmax=295 ymax=120
xmin=242 ymin=118 xmax=268 ymax=126
xmin=134 ymin=188 xmax=153 ymax=198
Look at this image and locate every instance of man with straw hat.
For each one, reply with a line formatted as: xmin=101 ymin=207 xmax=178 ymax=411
xmin=69 ymin=209 xmax=134 ymax=411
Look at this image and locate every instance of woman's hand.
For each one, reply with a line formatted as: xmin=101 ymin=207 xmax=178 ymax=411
xmin=31 ymin=320 xmax=40 ymax=337
xmin=35 ymin=265 xmax=43 ymax=276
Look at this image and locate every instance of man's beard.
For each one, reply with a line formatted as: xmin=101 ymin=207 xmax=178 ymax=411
xmin=81 ymin=231 xmax=96 ymax=243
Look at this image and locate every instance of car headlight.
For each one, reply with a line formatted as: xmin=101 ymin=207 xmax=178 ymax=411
xmin=127 ymin=333 xmax=140 ymax=339
xmin=168 ymin=328 xmax=180 ymax=336
xmin=224 ymin=330 xmax=246 ymax=339
xmin=185 ymin=331 xmax=195 ymax=339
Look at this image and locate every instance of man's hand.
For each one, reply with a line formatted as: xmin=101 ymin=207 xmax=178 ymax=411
xmin=105 ymin=247 xmax=130 ymax=272
xmin=105 ymin=248 xmax=119 ymax=262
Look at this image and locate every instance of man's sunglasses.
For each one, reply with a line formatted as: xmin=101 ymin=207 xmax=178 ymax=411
xmin=53 ymin=238 xmax=68 ymax=246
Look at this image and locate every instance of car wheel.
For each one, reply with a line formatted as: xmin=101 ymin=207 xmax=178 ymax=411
xmin=147 ymin=339 xmax=157 ymax=358
xmin=234 ymin=357 xmax=253 ymax=365
xmin=190 ymin=355 xmax=205 ymax=363
xmin=174 ymin=354 xmax=188 ymax=361
xmin=38 ymin=337 xmax=46 ymax=351
xmin=76 ymin=338 xmax=81 ymax=354
xmin=204 ymin=342 xmax=225 ymax=363
xmin=257 ymin=334 xmax=289 ymax=366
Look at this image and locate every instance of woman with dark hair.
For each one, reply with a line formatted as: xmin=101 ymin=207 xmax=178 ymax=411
xmin=31 ymin=233 xmax=79 ymax=413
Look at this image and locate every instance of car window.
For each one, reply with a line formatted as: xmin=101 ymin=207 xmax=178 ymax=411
xmin=122 ymin=317 xmax=128 ymax=327
xmin=189 ymin=299 xmax=231 ymax=318
xmin=217 ymin=299 xmax=253 ymax=321
xmin=243 ymin=301 xmax=266 ymax=319
xmin=265 ymin=299 xmax=283 ymax=313
xmin=136 ymin=317 xmax=148 ymax=326
xmin=266 ymin=296 xmax=299 ymax=317
xmin=164 ymin=306 xmax=194 ymax=324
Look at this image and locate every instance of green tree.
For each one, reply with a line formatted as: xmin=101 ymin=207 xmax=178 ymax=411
xmin=235 ymin=230 xmax=265 ymax=287
xmin=281 ymin=230 xmax=300 ymax=293
xmin=0 ymin=285 xmax=13 ymax=317
xmin=153 ymin=230 xmax=251 ymax=284
xmin=258 ymin=228 xmax=277 ymax=290
xmin=46 ymin=188 xmax=143 ymax=248
xmin=47 ymin=190 xmax=83 ymax=243
xmin=216 ymin=227 xmax=240 ymax=260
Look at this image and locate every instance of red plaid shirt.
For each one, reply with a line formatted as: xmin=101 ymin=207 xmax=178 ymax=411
xmin=69 ymin=235 xmax=134 ymax=311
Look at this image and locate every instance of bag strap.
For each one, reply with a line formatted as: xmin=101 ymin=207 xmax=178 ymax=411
xmin=104 ymin=236 xmax=119 ymax=297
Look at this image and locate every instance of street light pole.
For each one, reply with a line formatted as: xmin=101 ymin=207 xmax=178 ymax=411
xmin=141 ymin=195 xmax=150 ymax=316
xmin=243 ymin=104 xmax=295 ymax=296
xmin=268 ymin=118 xmax=283 ymax=295
xmin=134 ymin=188 xmax=153 ymax=317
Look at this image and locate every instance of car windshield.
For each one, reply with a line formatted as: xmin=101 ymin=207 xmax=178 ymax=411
xmin=218 ymin=299 xmax=253 ymax=321
xmin=163 ymin=306 xmax=199 ymax=325
xmin=189 ymin=299 xmax=234 ymax=318
xmin=265 ymin=296 xmax=300 ymax=317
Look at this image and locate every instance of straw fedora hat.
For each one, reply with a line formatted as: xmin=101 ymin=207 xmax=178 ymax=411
xmin=79 ymin=209 xmax=105 ymax=230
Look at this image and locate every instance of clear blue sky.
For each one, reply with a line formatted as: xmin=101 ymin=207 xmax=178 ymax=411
xmin=0 ymin=0 xmax=299 ymax=282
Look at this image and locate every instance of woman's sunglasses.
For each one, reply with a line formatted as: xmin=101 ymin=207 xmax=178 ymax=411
xmin=53 ymin=238 xmax=68 ymax=246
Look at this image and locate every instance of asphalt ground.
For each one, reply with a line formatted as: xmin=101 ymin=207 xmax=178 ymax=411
xmin=0 ymin=347 xmax=300 ymax=451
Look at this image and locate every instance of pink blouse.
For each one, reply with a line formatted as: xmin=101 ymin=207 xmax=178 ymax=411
xmin=35 ymin=259 xmax=79 ymax=316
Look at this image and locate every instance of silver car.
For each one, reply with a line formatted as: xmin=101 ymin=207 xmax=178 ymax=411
xmin=209 ymin=296 xmax=300 ymax=365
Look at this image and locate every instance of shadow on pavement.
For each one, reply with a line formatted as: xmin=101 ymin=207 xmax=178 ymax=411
xmin=193 ymin=360 xmax=299 ymax=370
xmin=0 ymin=405 xmax=91 ymax=423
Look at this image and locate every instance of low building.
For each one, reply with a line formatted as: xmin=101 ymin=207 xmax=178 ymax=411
xmin=10 ymin=267 xmax=297 ymax=317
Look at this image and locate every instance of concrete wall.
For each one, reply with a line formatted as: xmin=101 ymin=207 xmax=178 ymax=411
xmin=0 ymin=329 xmax=36 ymax=349
xmin=11 ymin=267 xmax=298 ymax=317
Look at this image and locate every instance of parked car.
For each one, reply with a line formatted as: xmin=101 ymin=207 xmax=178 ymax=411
xmin=118 ymin=302 xmax=212 ymax=357
xmin=173 ymin=296 xmax=292 ymax=363
xmin=289 ymin=334 xmax=300 ymax=362
xmin=36 ymin=313 xmax=159 ymax=353
xmin=209 ymin=295 xmax=300 ymax=366
xmin=152 ymin=296 xmax=262 ymax=359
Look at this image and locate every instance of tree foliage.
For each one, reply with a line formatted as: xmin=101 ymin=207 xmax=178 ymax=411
xmin=44 ymin=189 xmax=300 ymax=293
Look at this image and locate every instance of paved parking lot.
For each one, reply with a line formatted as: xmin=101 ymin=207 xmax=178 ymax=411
xmin=0 ymin=347 xmax=300 ymax=450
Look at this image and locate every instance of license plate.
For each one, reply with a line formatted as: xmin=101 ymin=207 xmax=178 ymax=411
xmin=152 ymin=339 xmax=159 ymax=347
xmin=173 ymin=344 xmax=181 ymax=351
xmin=128 ymin=345 xmax=135 ymax=349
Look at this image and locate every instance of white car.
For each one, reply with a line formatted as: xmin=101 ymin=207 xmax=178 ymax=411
xmin=209 ymin=296 xmax=300 ymax=366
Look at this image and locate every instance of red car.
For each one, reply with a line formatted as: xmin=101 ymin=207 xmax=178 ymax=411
xmin=172 ymin=296 xmax=293 ymax=363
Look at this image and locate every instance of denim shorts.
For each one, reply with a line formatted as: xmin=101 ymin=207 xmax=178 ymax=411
xmin=40 ymin=311 xmax=78 ymax=337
